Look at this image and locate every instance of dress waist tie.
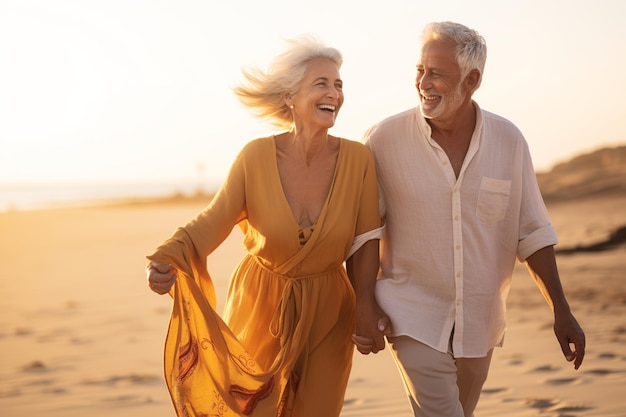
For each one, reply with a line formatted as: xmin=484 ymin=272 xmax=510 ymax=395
xmin=253 ymin=256 xmax=342 ymax=375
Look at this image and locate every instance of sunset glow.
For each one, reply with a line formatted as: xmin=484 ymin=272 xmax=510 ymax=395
xmin=1 ymin=0 xmax=625 ymax=186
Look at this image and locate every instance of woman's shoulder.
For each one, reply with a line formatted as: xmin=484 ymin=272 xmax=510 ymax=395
xmin=337 ymin=137 xmax=374 ymax=158
xmin=337 ymin=136 xmax=368 ymax=150
xmin=228 ymin=136 xmax=276 ymax=170
xmin=238 ymin=135 xmax=275 ymax=155
xmin=243 ymin=135 xmax=274 ymax=148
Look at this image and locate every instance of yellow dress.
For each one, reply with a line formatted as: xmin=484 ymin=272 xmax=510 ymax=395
xmin=147 ymin=136 xmax=381 ymax=417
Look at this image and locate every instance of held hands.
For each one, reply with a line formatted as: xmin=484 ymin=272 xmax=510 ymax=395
xmin=146 ymin=262 xmax=177 ymax=295
xmin=352 ymin=302 xmax=392 ymax=355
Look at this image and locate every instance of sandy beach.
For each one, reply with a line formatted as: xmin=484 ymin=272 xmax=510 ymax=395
xmin=0 ymin=194 xmax=624 ymax=417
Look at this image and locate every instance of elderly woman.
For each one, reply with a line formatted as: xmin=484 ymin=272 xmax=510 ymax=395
xmin=146 ymin=35 xmax=387 ymax=417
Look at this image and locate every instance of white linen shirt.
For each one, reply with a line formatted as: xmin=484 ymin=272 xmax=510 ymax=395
xmin=363 ymin=102 xmax=558 ymax=358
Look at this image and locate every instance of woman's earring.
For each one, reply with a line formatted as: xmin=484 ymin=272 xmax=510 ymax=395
xmin=289 ymin=105 xmax=294 ymax=109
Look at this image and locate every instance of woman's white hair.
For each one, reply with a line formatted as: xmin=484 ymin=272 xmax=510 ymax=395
xmin=233 ymin=35 xmax=343 ymax=129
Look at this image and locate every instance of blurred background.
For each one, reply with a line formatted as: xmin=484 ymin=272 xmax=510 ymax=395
xmin=2 ymin=0 xmax=625 ymax=211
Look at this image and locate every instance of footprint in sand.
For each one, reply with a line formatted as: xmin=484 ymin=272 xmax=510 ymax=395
xmin=526 ymin=398 xmax=595 ymax=414
xmin=21 ymin=360 xmax=48 ymax=373
xmin=524 ymin=397 xmax=560 ymax=409
xmin=584 ymin=368 xmax=624 ymax=376
xmin=42 ymin=387 xmax=68 ymax=394
xmin=531 ymin=364 xmax=560 ymax=373
xmin=14 ymin=327 xmax=35 ymax=336
xmin=24 ymin=378 xmax=55 ymax=386
xmin=543 ymin=376 xmax=580 ymax=385
xmin=597 ymin=351 xmax=626 ymax=362
xmin=22 ymin=377 xmax=68 ymax=395
xmin=81 ymin=374 xmax=161 ymax=386
xmin=101 ymin=394 xmax=155 ymax=405
xmin=342 ymin=397 xmax=364 ymax=406
xmin=551 ymin=403 xmax=595 ymax=413
xmin=481 ymin=387 xmax=511 ymax=395
xmin=500 ymin=353 xmax=524 ymax=366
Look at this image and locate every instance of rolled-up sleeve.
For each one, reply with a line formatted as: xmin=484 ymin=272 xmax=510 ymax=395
xmin=518 ymin=224 xmax=558 ymax=261
xmin=516 ymin=140 xmax=558 ymax=261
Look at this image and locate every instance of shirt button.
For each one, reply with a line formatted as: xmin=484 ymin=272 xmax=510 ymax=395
xmin=455 ymin=245 xmax=461 ymax=250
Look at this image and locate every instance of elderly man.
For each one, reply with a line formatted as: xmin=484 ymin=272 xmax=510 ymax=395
xmin=355 ymin=21 xmax=585 ymax=417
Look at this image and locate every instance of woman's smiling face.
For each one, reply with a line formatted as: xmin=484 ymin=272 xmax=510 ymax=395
xmin=289 ymin=57 xmax=343 ymax=131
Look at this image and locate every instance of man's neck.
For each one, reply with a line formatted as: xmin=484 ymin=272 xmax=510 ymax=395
xmin=427 ymin=101 xmax=476 ymax=140
xmin=427 ymin=101 xmax=477 ymax=178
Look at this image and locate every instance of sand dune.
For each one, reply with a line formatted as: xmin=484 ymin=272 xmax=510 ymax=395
xmin=537 ymin=144 xmax=626 ymax=201
xmin=0 ymin=193 xmax=624 ymax=416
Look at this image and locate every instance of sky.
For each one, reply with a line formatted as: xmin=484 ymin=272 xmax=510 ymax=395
xmin=1 ymin=0 xmax=625 ymax=189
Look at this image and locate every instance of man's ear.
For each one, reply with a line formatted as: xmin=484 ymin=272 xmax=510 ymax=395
xmin=465 ymin=69 xmax=481 ymax=92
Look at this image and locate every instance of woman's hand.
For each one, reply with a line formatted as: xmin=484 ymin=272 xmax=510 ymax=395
xmin=146 ymin=262 xmax=177 ymax=294
xmin=352 ymin=302 xmax=391 ymax=355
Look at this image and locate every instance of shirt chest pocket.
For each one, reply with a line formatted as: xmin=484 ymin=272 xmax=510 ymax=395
xmin=476 ymin=177 xmax=511 ymax=223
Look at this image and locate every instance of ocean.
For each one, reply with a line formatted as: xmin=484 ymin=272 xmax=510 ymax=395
xmin=0 ymin=180 xmax=220 ymax=212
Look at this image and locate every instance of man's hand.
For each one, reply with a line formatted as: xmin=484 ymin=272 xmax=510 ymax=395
xmin=554 ymin=309 xmax=586 ymax=370
xmin=353 ymin=304 xmax=391 ymax=355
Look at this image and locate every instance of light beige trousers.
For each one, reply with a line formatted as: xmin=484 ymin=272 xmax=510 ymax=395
xmin=388 ymin=336 xmax=493 ymax=417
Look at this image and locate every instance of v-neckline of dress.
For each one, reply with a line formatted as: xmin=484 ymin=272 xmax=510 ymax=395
xmin=271 ymin=135 xmax=342 ymax=231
